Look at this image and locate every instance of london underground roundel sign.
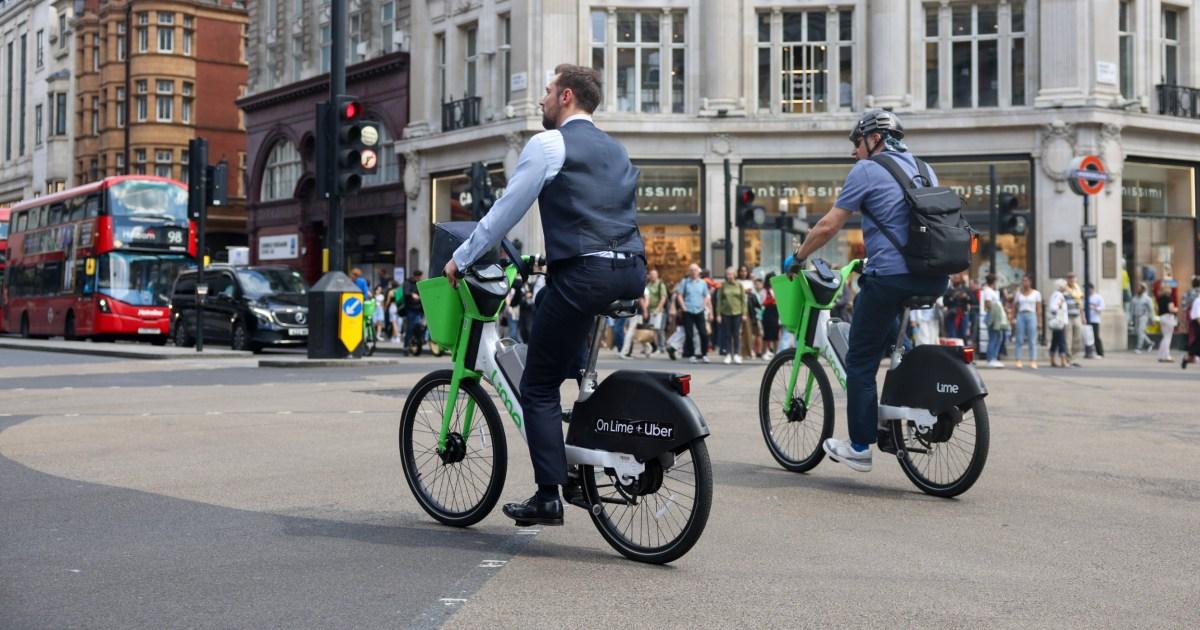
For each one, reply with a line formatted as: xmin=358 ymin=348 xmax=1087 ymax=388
xmin=1066 ymin=155 xmax=1109 ymax=196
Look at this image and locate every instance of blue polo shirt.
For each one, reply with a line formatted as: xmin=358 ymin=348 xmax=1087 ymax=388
xmin=834 ymin=151 xmax=938 ymax=276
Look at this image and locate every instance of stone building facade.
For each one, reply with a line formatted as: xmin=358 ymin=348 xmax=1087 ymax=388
xmin=397 ymin=0 xmax=1200 ymax=350
xmin=0 ymin=0 xmax=79 ymax=204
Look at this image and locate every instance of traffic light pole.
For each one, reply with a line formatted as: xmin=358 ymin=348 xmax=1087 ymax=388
xmin=327 ymin=0 xmax=348 ymax=272
xmin=1082 ymin=193 xmax=1092 ymax=356
xmin=723 ymin=159 xmax=732 ymax=268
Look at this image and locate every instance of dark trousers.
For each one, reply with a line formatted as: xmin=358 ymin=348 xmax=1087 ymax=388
xmin=404 ymin=312 xmax=425 ymax=347
xmin=846 ymin=273 xmax=949 ymax=445
xmin=520 ymin=256 xmax=646 ymax=486
xmin=682 ymin=311 xmax=708 ymax=358
xmin=1090 ymin=322 xmax=1105 ymax=356
xmin=720 ymin=315 xmax=742 ymax=355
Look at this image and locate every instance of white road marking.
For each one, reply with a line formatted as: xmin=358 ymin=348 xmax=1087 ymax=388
xmin=439 ymin=598 xmax=467 ymax=606
xmin=478 ymin=560 xmax=507 ymax=568
xmin=516 ymin=528 xmax=540 ymax=535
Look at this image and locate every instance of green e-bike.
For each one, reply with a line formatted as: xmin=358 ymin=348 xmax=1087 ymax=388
xmin=398 ymin=239 xmax=712 ymax=564
xmin=759 ymin=258 xmax=989 ymax=497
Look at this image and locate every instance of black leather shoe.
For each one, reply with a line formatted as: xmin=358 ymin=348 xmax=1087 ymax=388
xmin=502 ymin=494 xmax=564 ymax=527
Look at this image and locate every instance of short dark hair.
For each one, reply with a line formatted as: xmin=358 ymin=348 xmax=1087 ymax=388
xmin=553 ymin=64 xmax=602 ymax=113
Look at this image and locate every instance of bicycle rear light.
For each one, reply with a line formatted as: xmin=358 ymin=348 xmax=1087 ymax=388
xmin=671 ymin=374 xmax=691 ymax=396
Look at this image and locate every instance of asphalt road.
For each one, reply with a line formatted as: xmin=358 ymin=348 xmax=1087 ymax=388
xmin=1 ymin=346 xmax=1196 ymax=629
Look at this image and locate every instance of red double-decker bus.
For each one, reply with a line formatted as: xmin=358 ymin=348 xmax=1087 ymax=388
xmin=1 ymin=176 xmax=197 ymax=343
xmin=0 ymin=206 xmax=9 ymax=328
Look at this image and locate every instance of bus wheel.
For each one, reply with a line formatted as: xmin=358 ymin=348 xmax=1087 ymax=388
xmin=64 ymin=313 xmax=78 ymax=341
xmin=19 ymin=313 xmax=30 ymax=339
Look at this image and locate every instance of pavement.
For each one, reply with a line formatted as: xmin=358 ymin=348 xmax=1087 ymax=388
xmin=0 ymin=344 xmax=1196 ymax=629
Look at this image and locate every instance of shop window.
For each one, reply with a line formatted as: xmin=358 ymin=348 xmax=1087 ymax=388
xmin=1122 ymin=162 xmax=1196 ymax=298
xmin=432 ymin=166 xmax=508 ymax=223
xmin=635 ymin=163 xmax=702 ymax=284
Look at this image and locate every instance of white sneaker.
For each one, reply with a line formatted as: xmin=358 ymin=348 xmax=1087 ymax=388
xmin=701 ymin=356 xmax=711 ymax=363
xmin=723 ymin=354 xmax=732 ymax=364
xmin=822 ymin=438 xmax=872 ymax=472
xmin=733 ymin=354 xmax=743 ymax=365
xmin=986 ymin=360 xmax=1005 ymax=368
xmin=763 ymin=351 xmax=774 ymax=360
xmin=689 ymin=356 xmax=700 ymax=364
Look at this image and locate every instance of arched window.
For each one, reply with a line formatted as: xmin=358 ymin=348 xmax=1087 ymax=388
xmin=260 ymin=140 xmax=301 ymax=202
xmin=362 ymin=123 xmax=400 ymax=188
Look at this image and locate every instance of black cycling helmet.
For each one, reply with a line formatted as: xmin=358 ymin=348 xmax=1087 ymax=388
xmin=849 ymin=109 xmax=904 ymax=144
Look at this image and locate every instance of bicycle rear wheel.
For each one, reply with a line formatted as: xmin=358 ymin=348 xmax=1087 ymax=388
xmin=759 ymin=349 xmax=834 ymax=473
xmin=399 ymin=370 xmax=507 ymax=526
xmin=582 ymin=438 xmax=712 ymax=564
xmin=891 ymin=397 xmax=989 ymax=498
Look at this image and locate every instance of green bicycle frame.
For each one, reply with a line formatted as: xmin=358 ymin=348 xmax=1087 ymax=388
xmin=776 ymin=260 xmax=863 ymax=414
xmin=435 ymin=262 xmax=521 ymax=452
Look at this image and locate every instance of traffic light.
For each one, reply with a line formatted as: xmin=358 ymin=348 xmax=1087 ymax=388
xmin=332 ymin=95 xmax=380 ymax=196
xmin=466 ymin=162 xmax=495 ymax=219
xmin=998 ymin=192 xmax=1027 ymax=235
xmin=205 ymin=161 xmax=228 ymax=207
xmin=735 ymin=185 xmax=768 ymax=228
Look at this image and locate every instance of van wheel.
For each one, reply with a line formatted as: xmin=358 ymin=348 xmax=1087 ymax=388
xmin=64 ymin=312 xmax=78 ymax=341
xmin=173 ymin=319 xmax=194 ymax=347
xmin=231 ymin=321 xmax=251 ymax=351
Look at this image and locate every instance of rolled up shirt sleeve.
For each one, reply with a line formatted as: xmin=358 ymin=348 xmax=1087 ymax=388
xmin=451 ymin=133 xmax=558 ymax=270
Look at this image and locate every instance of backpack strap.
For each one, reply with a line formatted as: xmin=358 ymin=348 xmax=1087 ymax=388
xmin=913 ymin=158 xmax=934 ymax=187
xmin=869 ymin=153 xmax=918 ymax=191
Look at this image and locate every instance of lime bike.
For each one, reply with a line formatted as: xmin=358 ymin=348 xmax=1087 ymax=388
xmin=398 ymin=233 xmax=712 ymax=564
xmin=759 ymin=258 xmax=989 ymax=497
xmin=362 ymin=298 xmax=378 ymax=356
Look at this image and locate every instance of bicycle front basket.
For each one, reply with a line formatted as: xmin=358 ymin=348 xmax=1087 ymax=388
xmin=770 ymin=273 xmax=807 ymax=331
xmin=418 ymin=277 xmax=464 ymax=350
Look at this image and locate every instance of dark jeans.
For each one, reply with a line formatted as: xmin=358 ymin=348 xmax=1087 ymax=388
xmin=404 ymin=312 xmax=425 ymax=347
xmin=682 ymin=311 xmax=708 ymax=358
xmin=720 ymin=315 xmax=742 ymax=355
xmin=846 ymin=273 xmax=949 ymax=446
xmin=520 ymin=256 xmax=646 ymax=486
xmin=944 ymin=310 xmax=970 ymax=340
xmin=1090 ymin=322 xmax=1105 ymax=356
xmin=1049 ymin=329 xmax=1067 ymax=356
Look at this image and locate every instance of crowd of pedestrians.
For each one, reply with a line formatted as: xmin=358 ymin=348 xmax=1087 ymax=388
xmin=358 ymin=262 xmax=1200 ymax=369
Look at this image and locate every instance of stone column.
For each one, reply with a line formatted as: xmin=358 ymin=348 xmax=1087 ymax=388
xmin=402 ymin=0 xmax=431 ymax=137
xmin=700 ymin=0 xmax=744 ymax=116
xmin=867 ymin=0 xmax=909 ymax=109
xmin=1036 ymin=0 xmax=1119 ymax=107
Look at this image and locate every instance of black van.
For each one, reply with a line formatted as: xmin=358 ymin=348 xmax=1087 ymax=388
xmin=170 ymin=264 xmax=309 ymax=352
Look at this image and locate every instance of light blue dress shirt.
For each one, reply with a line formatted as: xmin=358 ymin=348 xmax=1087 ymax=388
xmin=451 ymin=114 xmax=594 ymax=270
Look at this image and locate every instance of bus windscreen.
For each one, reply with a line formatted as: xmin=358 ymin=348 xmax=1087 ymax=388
xmin=97 ymin=252 xmax=195 ymax=306
xmin=107 ymin=180 xmax=189 ymax=223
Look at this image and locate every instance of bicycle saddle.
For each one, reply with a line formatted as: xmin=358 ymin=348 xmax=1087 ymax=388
xmin=603 ymin=299 xmax=640 ymax=318
xmin=902 ymin=295 xmax=939 ymax=309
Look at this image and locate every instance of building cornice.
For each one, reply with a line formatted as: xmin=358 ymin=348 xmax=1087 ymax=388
xmin=236 ymin=52 xmax=409 ymax=113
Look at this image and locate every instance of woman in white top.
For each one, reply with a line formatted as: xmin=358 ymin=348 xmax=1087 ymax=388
xmin=1012 ymin=275 xmax=1043 ymax=368
xmin=1047 ymin=279 xmax=1070 ymax=368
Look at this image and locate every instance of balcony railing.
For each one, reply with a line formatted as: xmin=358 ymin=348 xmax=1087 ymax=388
xmin=441 ymin=96 xmax=482 ymax=132
xmin=1156 ymin=84 xmax=1200 ymax=119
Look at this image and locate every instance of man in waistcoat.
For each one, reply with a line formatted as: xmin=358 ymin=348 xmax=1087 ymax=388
xmin=444 ymin=64 xmax=646 ymax=526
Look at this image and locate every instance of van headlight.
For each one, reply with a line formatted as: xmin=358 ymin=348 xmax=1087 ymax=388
xmin=250 ymin=305 xmax=274 ymax=325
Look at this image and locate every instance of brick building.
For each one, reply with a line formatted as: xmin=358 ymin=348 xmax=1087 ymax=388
xmin=73 ymin=0 xmax=249 ymax=253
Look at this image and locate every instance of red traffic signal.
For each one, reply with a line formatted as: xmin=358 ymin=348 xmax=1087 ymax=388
xmin=738 ymin=186 xmax=756 ymax=204
xmin=341 ymin=100 xmax=362 ymax=120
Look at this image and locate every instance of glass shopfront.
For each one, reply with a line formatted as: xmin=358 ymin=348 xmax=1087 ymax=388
xmin=741 ymin=159 xmax=1033 ymax=287
xmin=431 ymin=165 xmax=508 ymax=224
xmin=1121 ymin=161 xmax=1196 ymax=301
xmin=634 ymin=163 xmax=703 ymax=284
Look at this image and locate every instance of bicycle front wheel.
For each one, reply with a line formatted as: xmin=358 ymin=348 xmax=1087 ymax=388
xmin=582 ymin=438 xmax=713 ymax=564
xmin=399 ymin=370 xmax=507 ymax=526
xmin=759 ymin=349 xmax=835 ymax=473
xmin=891 ymin=397 xmax=989 ymax=498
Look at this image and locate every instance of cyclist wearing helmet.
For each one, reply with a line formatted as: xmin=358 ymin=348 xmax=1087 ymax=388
xmin=790 ymin=110 xmax=950 ymax=473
